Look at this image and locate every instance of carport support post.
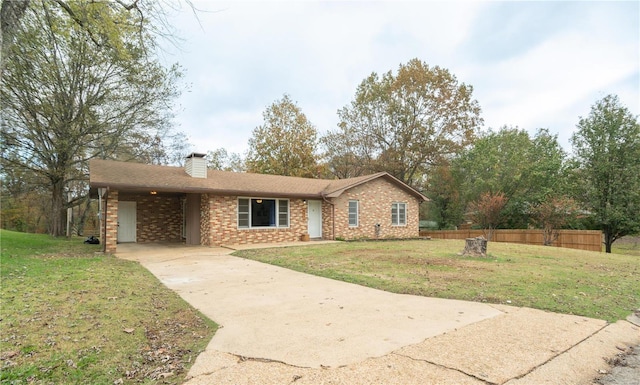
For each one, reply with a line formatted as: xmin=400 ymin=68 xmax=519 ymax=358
xmin=104 ymin=190 xmax=118 ymax=253
xmin=98 ymin=188 xmax=106 ymax=252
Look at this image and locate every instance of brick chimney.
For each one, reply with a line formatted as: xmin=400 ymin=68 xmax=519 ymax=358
xmin=185 ymin=153 xmax=207 ymax=178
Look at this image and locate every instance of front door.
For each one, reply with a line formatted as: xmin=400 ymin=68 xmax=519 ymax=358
xmin=117 ymin=201 xmax=136 ymax=243
xmin=307 ymin=200 xmax=322 ymax=239
xmin=185 ymin=194 xmax=201 ymax=245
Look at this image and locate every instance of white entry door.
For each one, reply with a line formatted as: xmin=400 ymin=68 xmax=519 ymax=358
xmin=307 ymin=200 xmax=322 ymax=238
xmin=117 ymin=201 xmax=137 ymax=243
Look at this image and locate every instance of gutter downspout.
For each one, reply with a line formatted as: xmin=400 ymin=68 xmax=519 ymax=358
xmin=321 ymin=194 xmax=335 ymax=240
xmin=102 ymin=186 xmax=109 ymax=253
xmin=98 ymin=189 xmax=103 ymax=252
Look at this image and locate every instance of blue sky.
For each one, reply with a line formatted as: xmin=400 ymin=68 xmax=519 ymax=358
xmin=161 ymin=1 xmax=639 ymax=156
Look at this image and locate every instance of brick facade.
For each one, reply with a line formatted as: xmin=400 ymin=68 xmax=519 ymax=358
xmin=101 ymin=178 xmax=421 ymax=252
xmin=202 ymin=196 xmax=308 ymax=246
xmin=120 ymin=193 xmax=182 ymax=243
xmin=103 ymin=190 xmax=118 ymax=253
xmin=330 ymin=178 xmax=420 ymax=240
xmin=322 ymin=201 xmax=334 ymax=240
xmin=200 ymin=194 xmax=211 ymax=246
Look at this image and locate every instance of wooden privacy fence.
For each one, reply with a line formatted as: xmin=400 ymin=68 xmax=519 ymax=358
xmin=419 ymin=229 xmax=602 ymax=252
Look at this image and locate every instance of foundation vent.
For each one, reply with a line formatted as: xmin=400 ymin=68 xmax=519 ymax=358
xmin=185 ymin=153 xmax=207 ymax=178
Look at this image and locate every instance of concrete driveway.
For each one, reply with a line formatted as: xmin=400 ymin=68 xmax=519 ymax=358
xmin=117 ymin=243 xmax=640 ymax=385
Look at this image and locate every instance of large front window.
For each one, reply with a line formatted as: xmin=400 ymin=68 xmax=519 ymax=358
xmin=238 ymin=198 xmax=289 ymax=228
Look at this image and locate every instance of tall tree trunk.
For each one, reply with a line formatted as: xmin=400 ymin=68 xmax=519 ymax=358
xmin=76 ymin=195 xmax=91 ymax=236
xmin=50 ymin=179 xmax=65 ymax=236
xmin=604 ymin=230 xmax=613 ymax=253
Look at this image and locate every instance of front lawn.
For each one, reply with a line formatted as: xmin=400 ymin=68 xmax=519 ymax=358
xmin=234 ymin=239 xmax=640 ymax=322
xmin=612 ymin=236 xmax=640 ymax=256
xmin=0 ymin=230 xmax=217 ymax=385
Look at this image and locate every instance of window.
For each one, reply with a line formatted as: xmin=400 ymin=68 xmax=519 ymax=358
xmin=391 ymin=202 xmax=407 ymax=226
xmin=348 ymin=200 xmax=358 ymax=227
xmin=278 ymin=200 xmax=289 ymax=227
xmin=238 ymin=198 xmax=250 ymax=228
xmin=238 ymin=198 xmax=289 ymax=229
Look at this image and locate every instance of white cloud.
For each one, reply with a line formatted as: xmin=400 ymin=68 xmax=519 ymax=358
xmin=161 ymin=1 xmax=639 ymax=155
xmin=463 ymin=2 xmax=639 ymax=148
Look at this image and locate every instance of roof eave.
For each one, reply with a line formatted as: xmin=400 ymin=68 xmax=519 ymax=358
xmin=324 ymin=190 xmax=344 ymax=198
xmin=89 ymin=181 xmax=323 ymax=199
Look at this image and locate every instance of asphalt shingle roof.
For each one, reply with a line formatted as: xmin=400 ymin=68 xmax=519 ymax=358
xmin=89 ymin=159 xmax=427 ymax=201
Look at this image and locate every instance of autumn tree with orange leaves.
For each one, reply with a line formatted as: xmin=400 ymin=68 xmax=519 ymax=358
xmin=530 ymin=197 xmax=579 ymax=246
xmin=468 ymin=192 xmax=507 ymax=241
xmin=323 ymin=58 xmax=483 ymax=188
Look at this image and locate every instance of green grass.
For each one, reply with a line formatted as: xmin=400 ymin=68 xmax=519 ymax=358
xmin=0 ymin=230 xmax=217 ymax=385
xmin=233 ymin=239 xmax=640 ymax=322
xmin=611 ymin=236 xmax=640 ymax=256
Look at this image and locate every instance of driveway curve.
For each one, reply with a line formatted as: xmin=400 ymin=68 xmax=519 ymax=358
xmin=117 ymin=243 xmax=640 ymax=385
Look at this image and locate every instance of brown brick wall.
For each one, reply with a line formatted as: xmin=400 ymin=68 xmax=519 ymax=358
xmin=204 ymin=196 xmax=308 ymax=246
xmin=322 ymin=200 xmax=334 ymax=240
xmin=104 ymin=190 xmax=118 ymax=253
xmin=121 ymin=194 xmax=182 ymax=243
xmin=200 ymin=194 xmax=211 ymax=246
xmin=330 ymin=178 xmax=420 ymax=240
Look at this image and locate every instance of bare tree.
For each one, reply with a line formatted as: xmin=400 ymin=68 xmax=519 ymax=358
xmin=1 ymin=0 xmax=194 ymax=81
xmin=207 ymin=148 xmax=245 ymax=172
xmin=1 ymin=1 xmax=183 ymax=236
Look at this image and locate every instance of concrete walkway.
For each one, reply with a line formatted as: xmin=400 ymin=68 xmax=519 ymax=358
xmin=117 ymin=243 xmax=640 ymax=385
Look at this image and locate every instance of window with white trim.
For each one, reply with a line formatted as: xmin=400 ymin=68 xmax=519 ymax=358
xmin=238 ymin=198 xmax=289 ymax=228
xmin=348 ymin=200 xmax=358 ymax=227
xmin=391 ymin=202 xmax=407 ymax=226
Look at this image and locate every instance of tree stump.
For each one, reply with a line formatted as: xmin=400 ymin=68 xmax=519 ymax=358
xmin=462 ymin=236 xmax=487 ymax=257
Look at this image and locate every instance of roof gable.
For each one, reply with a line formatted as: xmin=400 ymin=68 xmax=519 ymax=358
xmin=323 ymin=172 xmax=428 ymax=201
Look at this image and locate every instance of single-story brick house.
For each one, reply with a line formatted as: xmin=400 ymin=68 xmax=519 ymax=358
xmin=89 ymin=153 xmax=427 ymax=253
